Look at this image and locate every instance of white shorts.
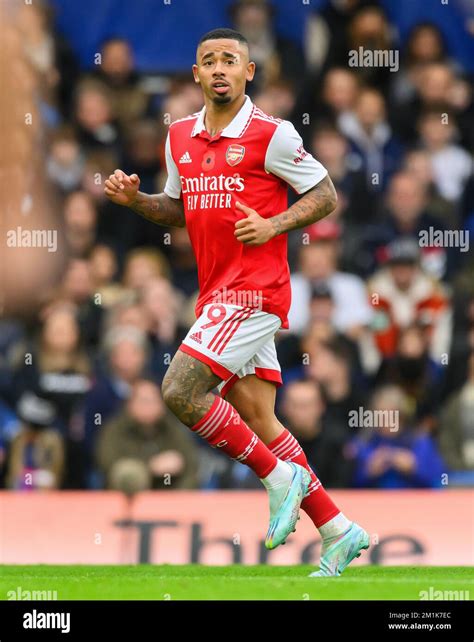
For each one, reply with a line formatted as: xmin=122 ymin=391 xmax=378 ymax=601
xmin=180 ymin=303 xmax=282 ymax=397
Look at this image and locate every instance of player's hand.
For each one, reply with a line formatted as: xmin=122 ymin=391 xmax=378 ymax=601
xmin=234 ymin=201 xmax=276 ymax=246
xmin=104 ymin=169 xmax=140 ymax=206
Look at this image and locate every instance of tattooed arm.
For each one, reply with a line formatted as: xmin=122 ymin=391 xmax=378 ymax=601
xmin=234 ymin=174 xmax=337 ymax=246
xmin=269 ymin=174 xmax=337 ymax=236
xmin=129 ymin=191 xmax=185 ymax=228
xmin=104 ymin=169 xmax=185 ymax=228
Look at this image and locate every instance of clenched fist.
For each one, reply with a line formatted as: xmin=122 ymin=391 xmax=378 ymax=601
xmin=104 ymin=169 xmax=140 ymax=206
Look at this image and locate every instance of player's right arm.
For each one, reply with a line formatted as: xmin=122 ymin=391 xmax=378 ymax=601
xmin=104 ymin=169 xmax=185 ymax=228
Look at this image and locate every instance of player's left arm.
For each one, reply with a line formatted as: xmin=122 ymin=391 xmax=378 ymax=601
xmin=234 ymin=120 xmax=337 ymax=246
xmin=235 ymin=175 xmax=337 ymax=245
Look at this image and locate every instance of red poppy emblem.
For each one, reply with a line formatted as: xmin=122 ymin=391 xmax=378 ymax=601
xmin=226 ymin=144 xmax=245 ymax=167
xmin=202 ymin=150 xmax=216 ymax=171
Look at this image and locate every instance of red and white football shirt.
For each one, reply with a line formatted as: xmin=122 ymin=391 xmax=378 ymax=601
xmin=164 ymin=95 xmax=327 ymax=329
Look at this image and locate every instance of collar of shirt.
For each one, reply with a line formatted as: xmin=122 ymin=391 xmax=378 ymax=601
xmin=191 ymin=95 xmax=254 ymax=140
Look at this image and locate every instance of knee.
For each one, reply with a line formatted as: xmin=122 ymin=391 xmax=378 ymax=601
xmin=240 ymin=405 xmax=265 ymax=433
xmin=232 ymin=398 xmax=269 ymax=435
xmin=226 ymin=391 xmax=282 ymax=442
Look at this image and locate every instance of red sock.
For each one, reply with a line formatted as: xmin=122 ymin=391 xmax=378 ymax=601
xmin=268 ymin=428 xmax=340 ymax=527
xmin=192 ymin=396 xmax=277 ymax=478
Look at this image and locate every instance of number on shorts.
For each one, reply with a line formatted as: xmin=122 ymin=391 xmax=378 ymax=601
xmin=201 ymin=304 xmax=227 ymax=329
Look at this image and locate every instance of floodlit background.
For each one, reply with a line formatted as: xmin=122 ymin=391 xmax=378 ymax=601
xmin=0 ymin=0 xmax=473 ymax=566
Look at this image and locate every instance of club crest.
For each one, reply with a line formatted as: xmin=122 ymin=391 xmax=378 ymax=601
xmin=226 ymin=144 xmax=245 ymax=166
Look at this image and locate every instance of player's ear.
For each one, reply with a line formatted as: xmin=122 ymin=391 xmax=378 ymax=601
xmin=192 ymin=64 xmax=200 ymax=83
xmin=246 ymin=61 xmax=256 ymax=82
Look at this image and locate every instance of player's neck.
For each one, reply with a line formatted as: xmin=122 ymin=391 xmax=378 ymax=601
xmin=203 ymin=94 xmax=247 ymax=137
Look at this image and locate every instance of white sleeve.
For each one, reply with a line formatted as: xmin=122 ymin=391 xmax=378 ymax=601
xmin=163 ymin=132 xmax=182 ymax=199
xmin=265 ymin=120 xmax=328 ymax=194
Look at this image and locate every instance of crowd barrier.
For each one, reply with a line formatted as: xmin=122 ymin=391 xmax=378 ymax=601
xmin=1 ymin=490 xmax=472 ymax=565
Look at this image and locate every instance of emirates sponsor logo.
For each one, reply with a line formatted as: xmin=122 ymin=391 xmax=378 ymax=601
xmin=180 ymin=172 xmax=245 ymax=194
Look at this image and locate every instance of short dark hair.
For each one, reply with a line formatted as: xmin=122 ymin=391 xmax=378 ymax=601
xmin=198 ymin=28 xmax=248 ymax=48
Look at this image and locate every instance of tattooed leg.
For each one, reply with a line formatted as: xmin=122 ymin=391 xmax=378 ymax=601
xmin=161 ymin=351 xmax=221 ymax=426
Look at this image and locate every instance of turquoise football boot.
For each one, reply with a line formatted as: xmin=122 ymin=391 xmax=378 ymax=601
xmin=265 ymin=462 xmax=311 ymax=550
xmin=309 ymin=522 xmax=370 ymax=577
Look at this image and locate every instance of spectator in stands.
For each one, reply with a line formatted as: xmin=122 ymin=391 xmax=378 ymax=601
xmin=18 ymin=0 xmax=80 ymax=118
xmin=339 ymin=88 xmax=403 ymax=191
xmin=309 ymin=124 xmax=375 ymax=224
xmin=159 ymin=83 xmax=203 ymax=125
xmin=73 ymin=80 xmax=122 ymax=155
xmin=6 ymin=392 xmax=64 ymax=490
xmin=229 ymin=0 xmax=305 ymax=92
xmin=57 ymin=258 xmax=103 ymax=348
xmin=402 ymin=149 xmax=452 ymax=222
xmin=9 ymin=305 xmax=92 ymax=429
xmin=165 ymin=227 xmax=199 ymax=299
xmin=442 ymin=291 xmax=474 ymax=400
xmin=122 ymin=120 xmax=161 ymax=195
xmin=438 ymin=350 xmax=474 ymax=479
xmin=289 ymin=220 xmax=373 ymax=339
xmin=278 ymin=282 xmax=362 ymax=380
xmin=47 ymin=126 xmax=85 ymax=194
xmin=345 ymin=5 xmax=395 ymax=91
xmin=375 ymin=324 xmax=443 ymax=427
xmin=304 ymin=283 xmax=361 ymax=365
xmin=303 ymin=0 xmax=373 ymax=75
xmin=390 ymin=23 xmax=449 ymax=106
xmin=417 ymin=110 xmax=472 ymax=205
xmin=280 ymin=379 xmax=353 ymax=487
xmin=368 ymin=238 xmax=451 ymax=362
xmin=122 ymin=247 xmax=170 ymax=293
xmin=105 ymin=300 xmax=149 ymax=336
xmin=306 ymin=338 xmax=366 ymax=445
xmin=254 ymin=80 xmax=296 ymax=119
xmin=91 ymin=38 xmax=150 ymax=127
xmin=350 ymin=385 xmax=446 ymax=488
xmin=85 ymin=322 xmax=149 ymax=419
xmin=8 ymin=304 xmax=92 ymax=488
xmin=392 ymin=62 xmax=474 ymax=150
xmin=316 ymin=67 xmax=360 ymax=131
xmin=63 ymin=190 xmax=98 ymax=258
xmin=96 ymin=379 xmax=198 ymax=493
xmin=363 ymin=171 xmax=450 ymax=278
xmin=140 ymin=277 xmax=184 ymax=381
xmin=89 ymin=244 xmax=123 ymax=309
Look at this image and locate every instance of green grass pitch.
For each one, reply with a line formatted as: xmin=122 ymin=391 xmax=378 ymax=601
xmin=1 ymin=566 xmax=473 ymax=600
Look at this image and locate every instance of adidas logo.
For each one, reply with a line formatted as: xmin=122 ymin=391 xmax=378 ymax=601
xmin=179 ymin=151 xmax=192 ymax=164
xmin=189 ymin=331 xmax=202 ymax=344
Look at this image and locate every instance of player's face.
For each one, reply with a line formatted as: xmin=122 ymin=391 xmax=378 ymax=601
xmin=193 ymin=39 xmax=255 ymax=105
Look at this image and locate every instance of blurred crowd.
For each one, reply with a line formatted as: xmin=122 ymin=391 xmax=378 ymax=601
xmin=1 ymin=0 xmax=473 ymax=493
